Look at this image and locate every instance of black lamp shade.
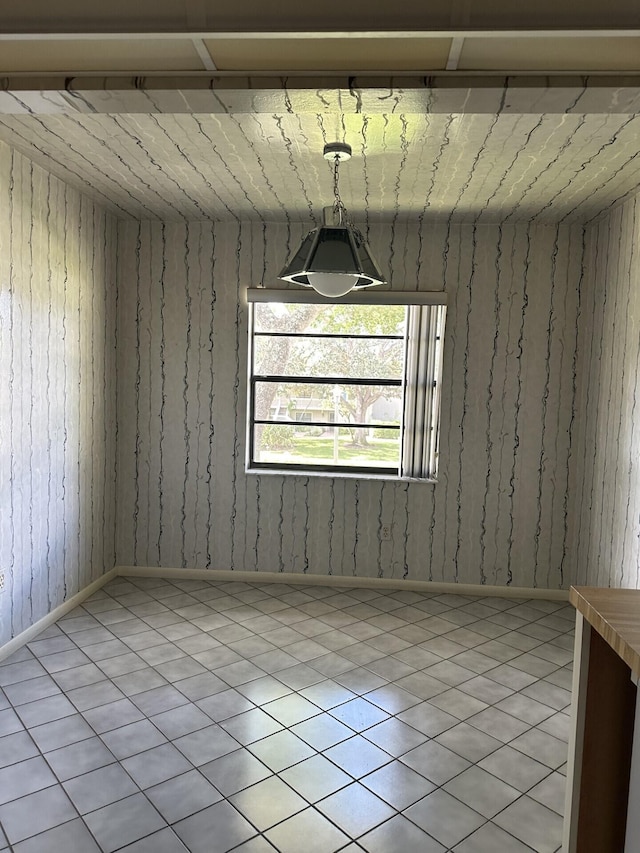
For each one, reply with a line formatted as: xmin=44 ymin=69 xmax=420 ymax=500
xmin=279 ymin=225 xmax=386 ymax=296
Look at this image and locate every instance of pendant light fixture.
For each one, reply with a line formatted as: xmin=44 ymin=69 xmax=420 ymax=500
xmin=278 ymin=142 xmax=386 ymax=298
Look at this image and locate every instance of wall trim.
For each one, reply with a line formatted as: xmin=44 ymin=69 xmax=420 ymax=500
xmin=0 ymin=568 xmax=118 ymax=663
xmin=0 ymin=564 xmax=570 ymax=662
xmin=116 ymin=565 xmax=570 ymax=601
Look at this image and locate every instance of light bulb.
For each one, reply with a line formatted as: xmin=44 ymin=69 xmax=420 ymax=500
xmin=308 ymin=273 xmax=360 ymax=298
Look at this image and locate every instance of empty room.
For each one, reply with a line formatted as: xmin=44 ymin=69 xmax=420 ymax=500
xmin=1 ymin=2 xmax=640 ymax=852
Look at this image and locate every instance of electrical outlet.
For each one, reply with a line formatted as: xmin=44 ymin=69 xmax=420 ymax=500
xmin=0 ymin=572 xmax=5 ymax=594
xmin=381 ymin=524 xmax=392 ymax=541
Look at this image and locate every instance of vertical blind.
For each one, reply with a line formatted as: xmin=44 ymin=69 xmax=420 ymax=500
xmin=402 ymin=304 xmax=447 ymax=480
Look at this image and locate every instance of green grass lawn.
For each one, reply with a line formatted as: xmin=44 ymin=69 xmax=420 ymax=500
xmin=260 ymin=436 xmax=400 ymax=466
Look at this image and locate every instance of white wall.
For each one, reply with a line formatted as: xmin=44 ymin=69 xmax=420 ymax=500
xmin=3 ymin=130 xmax=640 ymax=650
xmin=0 ymin=141 xmax=117 ymax=645
xmin=571 ymin=195 xmax=640 ymax=587
xmin=115 ymin=219 xmax=584 ymax=588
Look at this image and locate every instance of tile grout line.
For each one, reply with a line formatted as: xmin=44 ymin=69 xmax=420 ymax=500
xmin=0 ymin=576 xmax=573 ymax=852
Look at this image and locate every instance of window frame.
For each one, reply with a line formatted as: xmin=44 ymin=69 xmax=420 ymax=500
xmin=245 ymin=288 xmax=447 ymax=482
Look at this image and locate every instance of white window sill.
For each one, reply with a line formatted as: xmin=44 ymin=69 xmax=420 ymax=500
xmin=245 ymin=467 xmax=436 ymax=484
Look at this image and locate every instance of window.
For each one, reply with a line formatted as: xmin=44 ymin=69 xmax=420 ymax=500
xmin=246 ymin=289 xmax=447 ymax=481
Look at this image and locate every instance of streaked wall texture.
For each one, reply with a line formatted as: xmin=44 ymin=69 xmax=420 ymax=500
xmin=571 ymin=195 xmax=640 ymax=588
xmin=4 ymin=125 xmax=640 ymax=646
xmin=115 ymin=219 xmax=584 ymax=589
xmin=0 ymin=141 xmax=117 ymax=646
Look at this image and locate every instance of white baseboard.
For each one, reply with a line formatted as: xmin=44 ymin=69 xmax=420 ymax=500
xmin=0 ymin=568 xmax=118 ymax=663
xmin=114 ymin=565 xmax=570 ymax=602
xmin=0 ymin=565 xmax=570 ymax=662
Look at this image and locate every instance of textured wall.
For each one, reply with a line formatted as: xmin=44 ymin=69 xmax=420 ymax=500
xmin=0 ymin=111 xmax=640 ymax=227
xmin=0 ymin=141 xmax=117 ymax=645
xmin=571 ymin=195 xmax=640 ymax=587
xmin=1 ymin=111 xmax=639 ymax=224
xmin=116 ymin=219 xmax=583 ymax=588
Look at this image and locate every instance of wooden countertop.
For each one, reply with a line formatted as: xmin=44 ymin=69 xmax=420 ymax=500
xmin=570 ymin=586 xmax=640 ymax=680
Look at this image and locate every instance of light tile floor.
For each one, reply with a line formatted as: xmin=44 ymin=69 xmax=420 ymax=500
xmin=0 ymin=577 xmax=575 ymax=852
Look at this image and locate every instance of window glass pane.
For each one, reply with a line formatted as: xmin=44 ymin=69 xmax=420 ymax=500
xmin=253 ymin=302 xmax=406 ymax=337
xmin=247 ymin=296 xmax=445 ymax=480
xmin=253 ymin=425 xmax=400 ymax=470
xmin=254 ymin=381 xmax=403 ymax=427
xmin=254 ymin=335 xmax=404 ymax=379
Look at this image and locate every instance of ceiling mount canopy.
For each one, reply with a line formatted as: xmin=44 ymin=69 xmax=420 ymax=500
xmin=278 ymin=141 xmax=386 ymax=299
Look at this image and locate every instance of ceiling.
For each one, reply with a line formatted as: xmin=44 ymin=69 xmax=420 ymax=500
xmin=0 ymin=0 xmax=639 ymax=225
xmin=0 ymin=0 xmax=639 ymax=76
xmin=1 ymin=108 xmax=639 ymax=223
xmin=0 ymin=33 xmax=639 ymax=75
